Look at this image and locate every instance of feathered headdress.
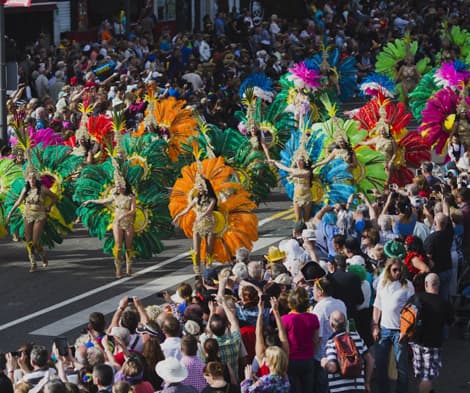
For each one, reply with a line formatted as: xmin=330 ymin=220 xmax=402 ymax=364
xmin=242 ymin=88 xmax=260 ymax=131
xmin=319 ymin=94 xmax=348 ymax=143
xmin=143 ymin=86 xmax=158 ymax=129
xmin=293 ymin=134 xmax=310 ymax=163
xmin=375 ymin=103 xmax=391 ymax=136
xmin=192 ymin=142 xmax=208 ymax=192
xmin=76 ymin=101 xmax=93 ymax=141
xmin=457 ymin=84 xmax=469 ymax=114
xmin=111 ymin=157 xmax=126 ymax=188
xmin=287 ymin=62 xmax=322 ymax=91
xmin=23 ymin=149 xmax=40 ymax=180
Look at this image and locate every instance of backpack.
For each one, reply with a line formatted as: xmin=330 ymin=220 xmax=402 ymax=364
xmin=334 ymin=332 xmax=362 ymax=378
xmin=400 ymin=295 xmax=424 ymax=341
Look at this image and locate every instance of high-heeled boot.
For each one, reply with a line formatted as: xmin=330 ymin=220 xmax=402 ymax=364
xmin=189 ymin=250 xmax=201 ymax=276
xmin=113 ymin=245 xmax=123 ymax=279
xmin=125 ymin=250 xmax=134 ymax=276
xmin=37 ymin=245 xmax=48 ymax=268
xmin=26 ymin=241 xmax=37 ymax=272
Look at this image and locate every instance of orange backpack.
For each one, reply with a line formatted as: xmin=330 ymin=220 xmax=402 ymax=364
xmin=334 ymin=332 xmax=363 ymax=378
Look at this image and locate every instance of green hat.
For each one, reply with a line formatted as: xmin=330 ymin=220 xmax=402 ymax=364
xmin=384 ymin=240 xmax=406 ymax=260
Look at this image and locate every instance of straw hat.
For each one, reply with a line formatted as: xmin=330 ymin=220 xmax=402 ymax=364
xmin=264 ymin=246 xmax=286 ymax=262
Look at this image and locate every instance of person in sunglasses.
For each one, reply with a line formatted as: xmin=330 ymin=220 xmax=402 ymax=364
xmin=372 ymin=258 xmax=415 ymax=393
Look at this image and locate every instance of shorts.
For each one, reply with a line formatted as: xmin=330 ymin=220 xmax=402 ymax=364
xmin=410 ymin=343 xmax=442 ymax=381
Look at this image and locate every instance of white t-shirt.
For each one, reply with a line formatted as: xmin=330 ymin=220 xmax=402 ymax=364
xmin=358 ymin=280 xmax=371 ymax=311
xmin=312 ymin=296 xmax=347 ymax=360
xmin=374 ymin=279 xmax=414 ymax=329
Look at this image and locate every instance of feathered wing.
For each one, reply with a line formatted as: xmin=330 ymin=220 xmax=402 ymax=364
xmin=74 ymin=157 xmax=172 ymax=259
xmin=0 ymin=158 xmax=23 ymax=237
xmin=419 ymin=87 xmax=459 ymax=154
xmin=409 ymin=70 xmax=439 ymax=122
xmin=141 ymin=97 xmax=198 ymax=162
xmin=182 ymin=124 xmax=276 ymax=204
xmin=353 ymin=96 xmax=411 ymax=139
xmin=389 ymin=131 xmax=431 ymax=186
xmin=10 ymin=127 xmax=63 ymax=149
xmin=434 ymin=60 xmax=470 ymax=89
xmin=359 ymin=73 xmax=396 ymax=98
xmin=169 ymin=157 xmax=258 ymax=262
xmin=375 ymin=38 xmax=417 ymax=79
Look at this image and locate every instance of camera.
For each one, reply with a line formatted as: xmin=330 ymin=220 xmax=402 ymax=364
xmin=53 ymin=336 xmax=69 ymax=356
xmin=127 ymin=297 xmax=134 ymax=303
xmin=155 ymin=292 xmax=165 ymax=298
xmin=10 ymin=351 xmax=21 ymax=357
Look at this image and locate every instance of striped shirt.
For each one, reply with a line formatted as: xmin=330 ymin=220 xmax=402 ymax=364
xmin=325 ymin=331 xmax=367 ymax=393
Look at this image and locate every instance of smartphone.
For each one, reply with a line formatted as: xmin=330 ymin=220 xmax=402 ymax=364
xmin=53 ymin=336 xmax=68 ymax=356
xmin=155 ymin=292 xmax=165 ymax=298
xmin=10 ymin=351 xmax=21 ymax=357
xmin=366 ymin=190 xmax=374 ymax=194
xmin=127 ymin=297 xmax=134 ymax=303
xmin=416 ymin=169 xmax=422 ymax=176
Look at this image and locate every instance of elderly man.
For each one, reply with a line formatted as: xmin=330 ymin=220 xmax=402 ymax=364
xmin=400 ymin=274 xmax=454 ymax=393
xmin=321 ymin=310 xmax=374 ymax=393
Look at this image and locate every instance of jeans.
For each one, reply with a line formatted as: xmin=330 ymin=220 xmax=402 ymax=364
xmin=287 ymin=358 xmax=315 ymax=393
xmin=438 ymin=269 xmax=452 ymax=301
xmin=375 ymin=328 xmax=409 ymax=393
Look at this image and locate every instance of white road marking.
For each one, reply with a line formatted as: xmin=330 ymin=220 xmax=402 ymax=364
xmin=29 ymin=236 xmax=284 ymax=337
xmin=30 ymin=269 xmax=195 ymax=336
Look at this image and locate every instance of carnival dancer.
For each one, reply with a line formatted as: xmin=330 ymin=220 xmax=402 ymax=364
xmin=6 ymin=153 xmax=58 ymax=272
xmin=169 ymin=156 xmax=258 ymax=276
xmin=396 ymin=46 xmax=421 ymax=107
xmin=82 ymin=160 xmax=136 ymax=278
xmin=171 ymin=170 xmax=217 ymax=275
xmin=312 ymin=121 xmax=358 ymax=170
xmin=360 ymin=105 xmax=398 ymax=185
xmin=269 ymin=140 xmax=313 ymax=222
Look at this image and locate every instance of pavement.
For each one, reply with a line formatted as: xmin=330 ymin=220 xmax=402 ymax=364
xmin=0 ymin=191 xmax=469 ymax=391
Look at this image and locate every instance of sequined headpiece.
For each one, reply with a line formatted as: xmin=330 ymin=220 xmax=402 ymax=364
xmin=457 ymin=85 xmax=468 ymax=114
xmin=111 ymin=157 xmax=126 ymax=188
xmin=332 ymin=117 xmax=348 ymax=144
xmin=293 ymin=134 xmax=310 ymax=163
xmin=376 ymin=104 xmax=390 ymax=136
xmin=194 ymin=161 xmax=208 ymax=192
xmin=23 ymin=150 xmax=41 ymax=180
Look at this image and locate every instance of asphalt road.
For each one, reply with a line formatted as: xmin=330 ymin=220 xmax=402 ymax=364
xmin=0 ymin=191 xmax=469 ymax=391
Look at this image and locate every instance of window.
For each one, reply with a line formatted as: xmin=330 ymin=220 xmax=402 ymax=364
xmin=155 ymin=0 xmax=176 ymax=21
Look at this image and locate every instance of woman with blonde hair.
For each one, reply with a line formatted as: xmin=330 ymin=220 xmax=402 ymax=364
xmin=372 ymin=257 xmax=415 ymax=393
xmin=241 ymin=346 xmax=290 ymax=392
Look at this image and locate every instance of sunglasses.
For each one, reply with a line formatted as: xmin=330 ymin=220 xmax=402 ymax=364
xmin=391 ymin=268 xmax=401 ymax=273
xmin=361 ymin=234 xmax=369 ymax=239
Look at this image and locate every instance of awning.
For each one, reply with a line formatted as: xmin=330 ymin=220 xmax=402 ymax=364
xmin=5 ymin=1 xmax=56 ymax=13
